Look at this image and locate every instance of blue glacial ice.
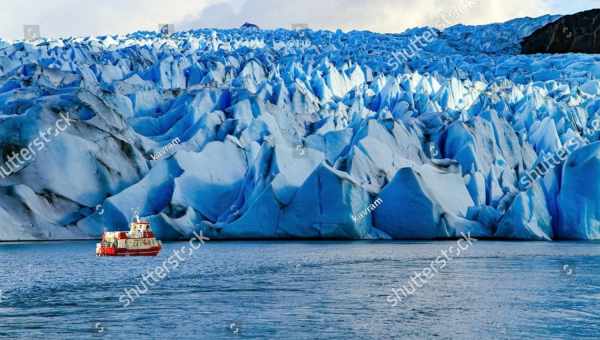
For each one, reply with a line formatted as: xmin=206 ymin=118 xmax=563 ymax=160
xmin=1 ymin=14 xmax=600 ymax=241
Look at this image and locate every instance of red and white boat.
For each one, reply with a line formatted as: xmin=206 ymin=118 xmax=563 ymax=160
xmin=96 ymin=220 xmax=162 ymax=257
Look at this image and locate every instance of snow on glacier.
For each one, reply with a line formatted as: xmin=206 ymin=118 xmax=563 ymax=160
xmin=1 ymin=14 xmax=600 ymax=241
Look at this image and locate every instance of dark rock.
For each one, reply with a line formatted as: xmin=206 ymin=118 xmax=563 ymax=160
xmin=521 ymin=9 xmax=600 ymax=54
xmin=241 ymin=22 xmax=260 ymax=30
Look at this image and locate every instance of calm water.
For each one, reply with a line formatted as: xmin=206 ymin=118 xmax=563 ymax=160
xmin=1 ymin=240 xmax=599 ymax=339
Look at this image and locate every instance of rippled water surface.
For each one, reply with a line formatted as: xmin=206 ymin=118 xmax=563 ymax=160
xmin=1 ymin=241 xmax=600 ymax=339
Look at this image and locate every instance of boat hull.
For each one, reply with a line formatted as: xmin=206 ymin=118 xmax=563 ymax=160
xmin=96 ymin=245 xmax=161 ymax=257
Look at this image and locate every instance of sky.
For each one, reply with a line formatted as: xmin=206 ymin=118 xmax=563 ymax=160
xmin=0 ymin=0 xmax=597 ymax=40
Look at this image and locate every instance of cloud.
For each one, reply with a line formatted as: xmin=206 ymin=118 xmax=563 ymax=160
xmin=0 ymin=0 xmax=596 ymax=40
xmin=179 ymin=0 xmax=562 ymax=33
xmin=0 ymin=0 xmax=217 ymax=40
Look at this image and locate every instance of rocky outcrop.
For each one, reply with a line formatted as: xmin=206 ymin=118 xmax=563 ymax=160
xmin=241 ymin=22 xmax=260 ymax=30
xmin=521 ymin=9 xmax=600 ymax=54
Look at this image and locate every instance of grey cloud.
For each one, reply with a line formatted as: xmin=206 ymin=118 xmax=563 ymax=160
xmin=179 ymin=0 xmax=555 ymax=33
xmin=0 ymin=0 xmax=595 ymax=40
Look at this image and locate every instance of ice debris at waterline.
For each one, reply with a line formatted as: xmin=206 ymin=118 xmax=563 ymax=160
xmin=1 ymin=13 xmax=600 ymax=241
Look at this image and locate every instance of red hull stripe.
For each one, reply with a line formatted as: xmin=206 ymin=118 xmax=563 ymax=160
xmin=98 ymin=246 xmax=161 ymax=257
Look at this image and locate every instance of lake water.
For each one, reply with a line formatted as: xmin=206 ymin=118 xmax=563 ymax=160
xmin=1 ymin=240 xmax=599 ymax=339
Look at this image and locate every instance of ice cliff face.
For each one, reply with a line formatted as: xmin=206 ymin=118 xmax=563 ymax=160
xmin=1 ymin=14 xmax=600 ymax=241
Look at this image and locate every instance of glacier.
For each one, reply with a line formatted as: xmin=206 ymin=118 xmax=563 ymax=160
xmin=1 ymin=14 xmax=600 ymax=241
